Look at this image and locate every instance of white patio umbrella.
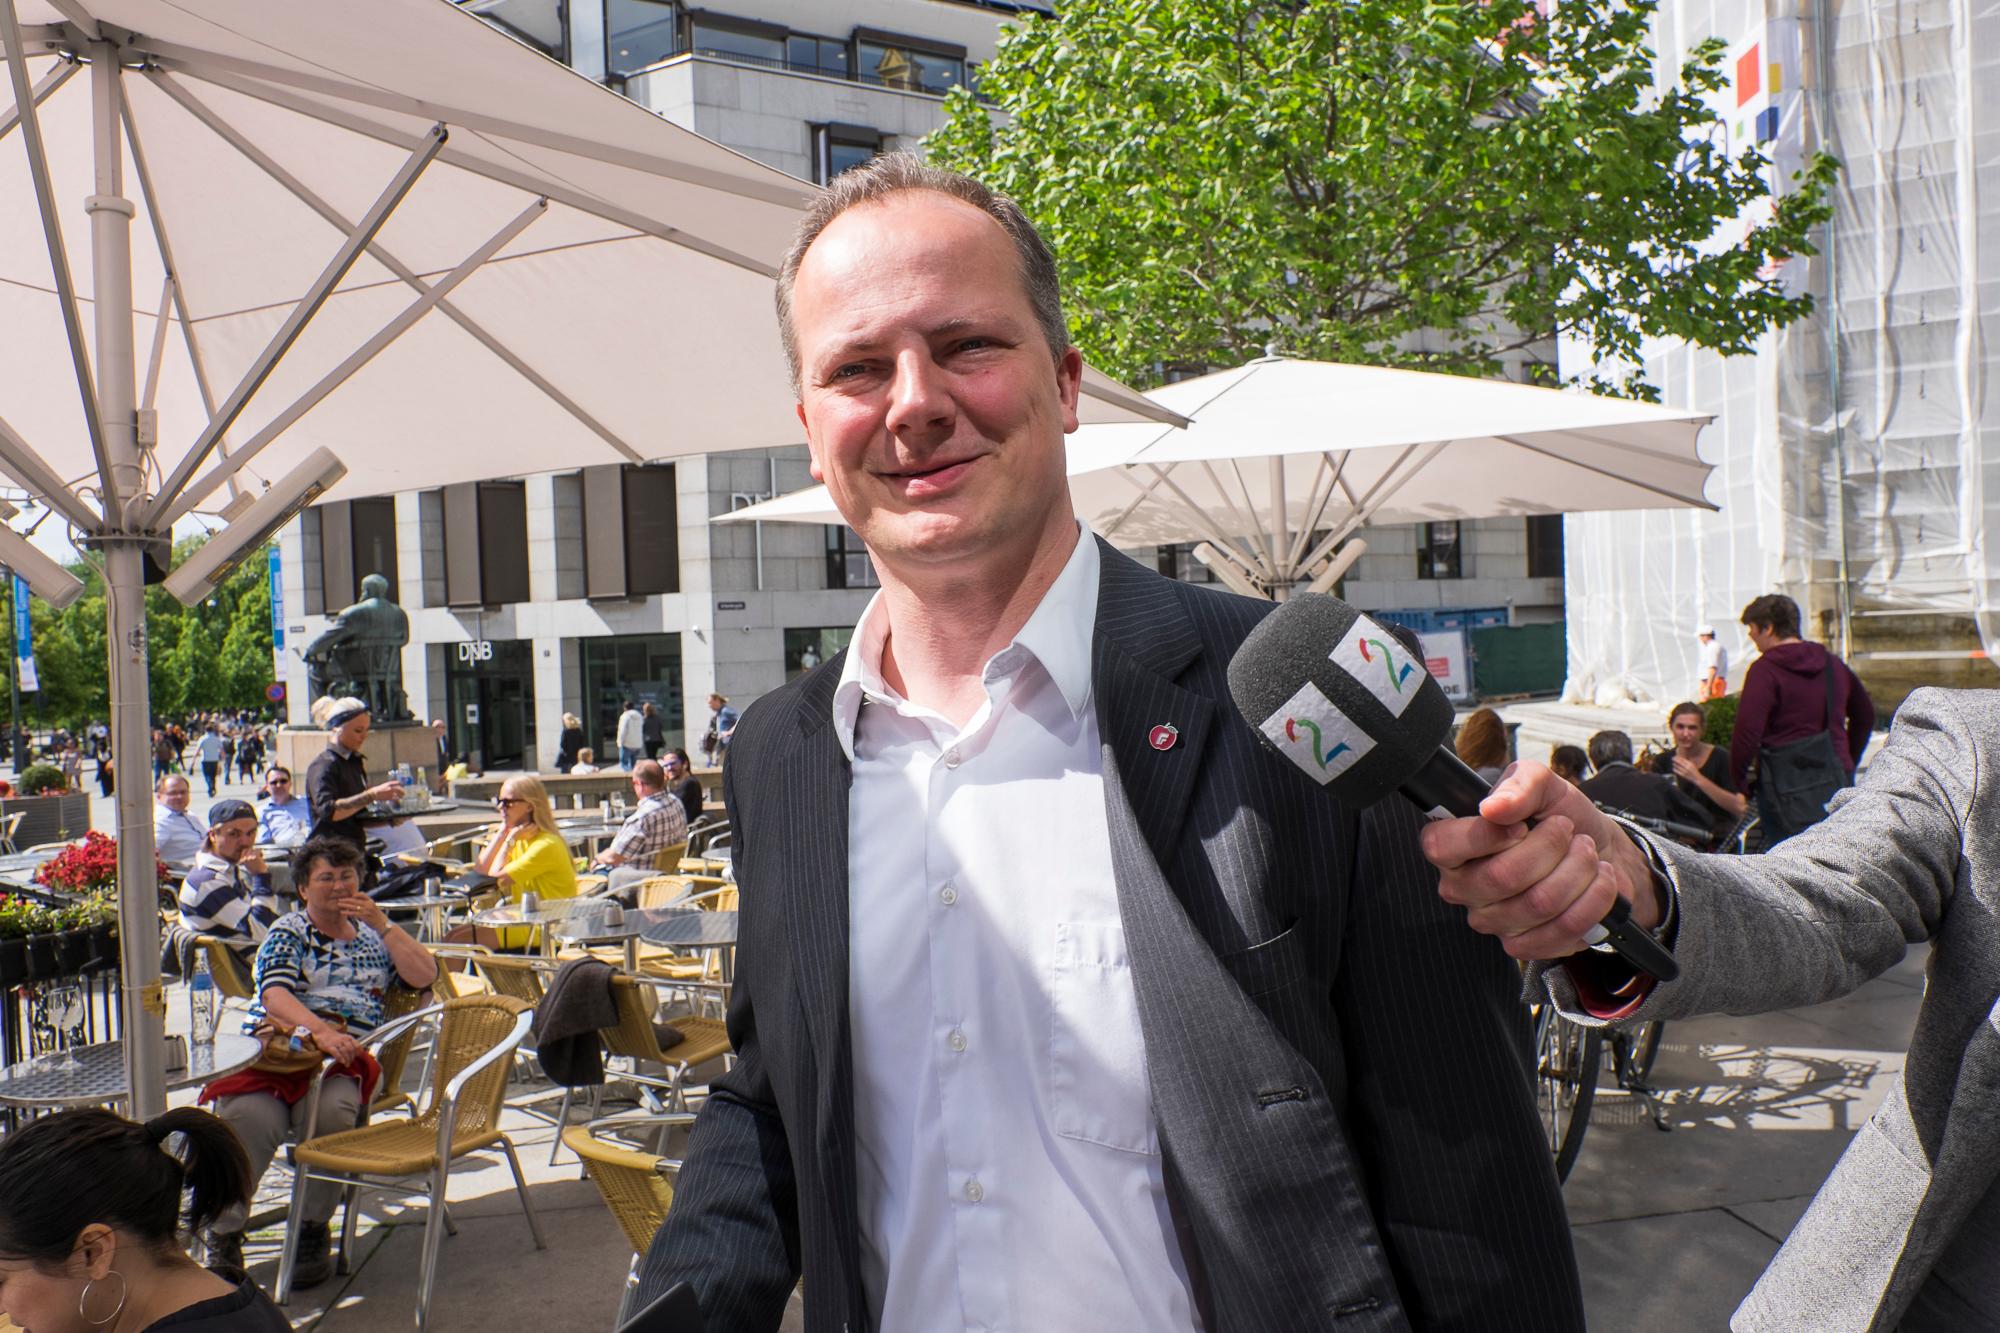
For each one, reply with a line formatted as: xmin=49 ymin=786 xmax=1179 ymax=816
xmin=0 ymin=0 xmax=1179 ymax=1114
xmin=720 ymin=357 xmax=1717 ymax=598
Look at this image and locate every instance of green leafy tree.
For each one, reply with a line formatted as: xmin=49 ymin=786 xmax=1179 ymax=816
xmin=929 ymin=0 xmax=1837 ymax=397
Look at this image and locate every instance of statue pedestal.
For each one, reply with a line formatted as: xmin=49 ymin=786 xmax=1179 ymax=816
xmin=274 ymin=724 xmax=441 ymax=787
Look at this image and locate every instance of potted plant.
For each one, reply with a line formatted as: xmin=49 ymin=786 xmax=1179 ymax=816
xmin=1 ymin=763 xmax=91 ymax=845
xmin=79 ymin=892 xmax=119 ymax=971
xmin=18 ymin=900 xmax=60 ymax=982
xmin=53 ymin=900 xmax=96 ymax=975
xmin=0 ymin=895 xmax=30 ymax=986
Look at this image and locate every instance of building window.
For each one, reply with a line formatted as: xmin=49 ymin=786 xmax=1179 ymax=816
xmin=1418 ymin=521 xmax=1463 ymax=580
xmin=1153 ymin=543 xmax=1215 ymax=585
xmin=583 ymin=464 xmax=679 ymax=599
xmin=787 ymin=34 xmax=850 ymax=77
xmin=812 ymin=123 xmax=880 ymax=184
xmin=688 ymin=16 xmax=785 ymax=66
xmin=442 ymin=481 xmax=529 ymax=606
xmin=784 ymin=626 xmax=854 ymax=679
xmin=471 ymin=0 xmax=564 ymax=60
xmin=1526 ymin=514 xmax=1564 ymax=578
xmin=825 ymin=526 xmax=878 ymax=589
xmin=578 ymin=633 xmax=684 ymax=756
xmin=605 ymin=0 xmax=678 ymax=77
xmin=307 ymin=497 xmax=399 ymax=611
xmin=854 ymin=31 xmax=966 ymax=95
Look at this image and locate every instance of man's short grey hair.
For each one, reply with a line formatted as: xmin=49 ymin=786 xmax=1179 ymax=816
xmin=1586 ymin=730 xmax=1634 ymax=771
xmin=775 ymin=153 xmax=1070 ymax=391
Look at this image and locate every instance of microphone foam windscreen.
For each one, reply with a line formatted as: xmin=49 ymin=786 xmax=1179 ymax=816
xmin=1226 ymin=594 xmax=1456 ymax=806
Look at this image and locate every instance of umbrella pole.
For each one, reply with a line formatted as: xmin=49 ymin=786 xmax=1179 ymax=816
xmin=86 ymin=44 xmax=168 ymax=1117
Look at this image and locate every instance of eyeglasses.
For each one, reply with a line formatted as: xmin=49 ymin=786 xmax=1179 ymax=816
xmin=269 ymin=777 xmax=290 ymax=786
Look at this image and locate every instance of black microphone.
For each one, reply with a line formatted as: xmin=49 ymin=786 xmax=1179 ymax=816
xmin=1225 ymin=593 xmax=1678 ymax=982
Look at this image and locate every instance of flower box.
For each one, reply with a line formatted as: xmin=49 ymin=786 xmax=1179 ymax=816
xmin=0 ymin=792 xmax=91 ymax=848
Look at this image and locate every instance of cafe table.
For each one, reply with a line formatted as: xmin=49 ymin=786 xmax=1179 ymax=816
xmin=0 ymin=1032 xmax=261 ymax=1111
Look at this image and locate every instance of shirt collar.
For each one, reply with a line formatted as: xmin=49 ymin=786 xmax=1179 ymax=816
xmin=330 ymin=742 xmax=356 ymax=759
xmin=832 ymin=525 xmax=1098 ymax=761
xmin=193 ymin=849 xmax=235 ymax=873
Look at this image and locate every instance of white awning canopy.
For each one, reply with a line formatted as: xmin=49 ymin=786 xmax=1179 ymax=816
xmin=720 ymin=357 xmax=1717 ymax=597
xmin=1 ymin=0 xmax=1179 ymax=521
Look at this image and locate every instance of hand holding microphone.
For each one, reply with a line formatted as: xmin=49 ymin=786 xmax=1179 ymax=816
xmin=1227 ymin=593 xmax=1676 ymax=980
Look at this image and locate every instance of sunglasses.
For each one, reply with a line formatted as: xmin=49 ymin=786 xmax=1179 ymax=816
xmin=494 ymin=796 xmax=527 ymax=809
xmin=269 ymin=777 xmax=291 ymax=786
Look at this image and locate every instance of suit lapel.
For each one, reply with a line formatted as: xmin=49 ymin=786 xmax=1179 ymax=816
xmin=772 ymin=664 xmax=865 ymax=1291
xmin=1092 ymin=541 xmax=1214 ymax=871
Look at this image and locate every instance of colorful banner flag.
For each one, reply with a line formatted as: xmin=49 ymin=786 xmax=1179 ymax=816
xmin=13 ymin=573 xmax=37 ymax=694
xmin=269 ymin=545 xmax=285 ymax=653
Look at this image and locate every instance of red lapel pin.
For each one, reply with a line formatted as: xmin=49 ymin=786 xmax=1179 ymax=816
xmin=1149 ymin=723 xmax=1179 ymax=752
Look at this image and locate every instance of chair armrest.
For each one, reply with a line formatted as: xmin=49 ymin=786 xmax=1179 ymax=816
xmin=434 ymin=1008 xmax=535 ymax=1159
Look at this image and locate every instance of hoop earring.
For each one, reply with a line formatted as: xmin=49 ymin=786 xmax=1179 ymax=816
xmin=79 ymin=1270 xmax=127 ymax=1327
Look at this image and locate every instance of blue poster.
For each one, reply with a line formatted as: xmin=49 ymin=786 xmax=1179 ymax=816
xmin=268 ymin=545 xmax=284 ymax=652
xmin=13 ymin=573 xmax=37 ymax=693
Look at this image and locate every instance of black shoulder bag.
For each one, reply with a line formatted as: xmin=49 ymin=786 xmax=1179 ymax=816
xmin=1756 ymin=661 xmax=1850 ymax=836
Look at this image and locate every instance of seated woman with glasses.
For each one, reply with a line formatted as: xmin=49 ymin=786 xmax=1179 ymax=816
xmin=449 ymin=775 xmax=578 ymax=950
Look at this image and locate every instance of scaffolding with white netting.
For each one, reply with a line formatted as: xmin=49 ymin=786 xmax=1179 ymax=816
xmin=1562 ymin=0 xmax=2000 ymax=711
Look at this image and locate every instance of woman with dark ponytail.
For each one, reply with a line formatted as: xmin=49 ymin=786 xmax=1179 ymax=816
xmin=0 ymin=1107 xmax=286 ymax=1331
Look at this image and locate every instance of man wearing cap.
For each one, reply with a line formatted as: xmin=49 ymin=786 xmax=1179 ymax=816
xmin=304 ymin=698 xmax=404 ymax=869
xmin=153 ymin=773 xmax=208 ymax=864
xmin=178 ymin=799 xmax=281 ymax=965
xmin=1697 ymin=623 xmax=1729 ymax=701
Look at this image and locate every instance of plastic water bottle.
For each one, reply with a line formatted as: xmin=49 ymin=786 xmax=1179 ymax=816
xmin=188 ymin=953 xmax=219 ymax=1048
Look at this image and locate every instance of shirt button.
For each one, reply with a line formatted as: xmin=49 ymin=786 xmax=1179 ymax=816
xmin=947 ymin=1028 xmax=967 ymax=1053
xmin=964 ymin=1178 xmax=984 ymax=1203
xmin=943 ymin=748 xmax=962 ymax=769
xmin=939 ymin=883 xmax=958 ymax=906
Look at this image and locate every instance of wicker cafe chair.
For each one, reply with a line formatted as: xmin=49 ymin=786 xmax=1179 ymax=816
xmin=548 ymin=976 xmax=734 ymax=1163
xmin=277 ymin=996 xmax=545 ymax=1332
xmin=193 ymin=935 xmax=256 ymax=1003
xmin=563 ymin=1113 xmax=696 ymax=1325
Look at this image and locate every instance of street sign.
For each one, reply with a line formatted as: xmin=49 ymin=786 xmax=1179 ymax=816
xmin=455 ymin=640 xmax=495 ymax=663
xmin=265 ymin=683 xmax=286 ymax=703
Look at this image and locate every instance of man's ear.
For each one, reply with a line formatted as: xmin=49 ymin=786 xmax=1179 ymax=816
xmin=799 ymin=401 xmax=825 ymax=483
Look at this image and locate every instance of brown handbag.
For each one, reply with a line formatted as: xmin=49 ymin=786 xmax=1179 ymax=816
xmin=249 ymin=1017 xmax=345 ymax=1075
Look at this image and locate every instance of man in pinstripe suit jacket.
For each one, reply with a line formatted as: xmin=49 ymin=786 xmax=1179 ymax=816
xmin=636 ymin=155 xmax=1582 ymax=1332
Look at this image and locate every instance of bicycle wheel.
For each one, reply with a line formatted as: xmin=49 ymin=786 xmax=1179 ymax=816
xmin=1627 ymin=1019 xmax=1666 ymax=1086
xmin=1534 ymin=1004 xmax=1601 ymax=1182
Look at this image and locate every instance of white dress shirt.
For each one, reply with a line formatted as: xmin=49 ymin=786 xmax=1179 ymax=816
xmin=834 ymin=527 xmax=1199 ymax=1333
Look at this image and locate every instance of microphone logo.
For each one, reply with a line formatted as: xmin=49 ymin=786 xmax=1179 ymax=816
xmin=1259 ymin=682 xmax=1375 ymax=784
xmin=1356 ymin=636 xmax=1416 ymax=693
xmin=1283 ymin=717 xmax=1350 ymax=771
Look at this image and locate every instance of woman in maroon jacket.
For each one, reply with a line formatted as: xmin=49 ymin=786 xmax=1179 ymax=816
xmin=1732 ymin=593 xmax=1876 ymax=843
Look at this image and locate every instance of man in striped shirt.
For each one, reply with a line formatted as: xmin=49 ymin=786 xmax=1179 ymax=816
xmin=591 ymin=760 xmax=689 ymax=900
xmin=178 ymin=799 xmax=280 ymax=965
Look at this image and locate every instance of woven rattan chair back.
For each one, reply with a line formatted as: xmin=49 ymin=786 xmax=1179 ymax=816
xmin=564 ymin=1125 xmax=676 ymax=1255
xmin=417 ymin=995 xmax=533 ymax=1145
xmin=194 ymin=936 xmax=256 ymax=1001
xmin=635 ymin=875 xmax=690 ymax=909
xmin=602 ymin=976 xmax=673 ymax=1064
xmin=471 ymin=953 xmax=550 ymax=1006
xmin=649 ymin=841 xmax=689 ymax=873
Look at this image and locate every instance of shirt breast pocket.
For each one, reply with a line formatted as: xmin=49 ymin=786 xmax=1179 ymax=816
xmin=1050 ymin=921 xmax=1158 ymax=1156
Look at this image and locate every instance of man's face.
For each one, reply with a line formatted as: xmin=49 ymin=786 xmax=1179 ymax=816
xmin=158 ymin=778 xmax=190 ymax=811
xmin=266 ymin=770 xmax=292 ymax=799
xmin=210 ymin=817 xmax=258 ymax=863
xmin=791 ymin=192 xmax=1083 ymax=577
xmin=1670 ymin=714 xmax=1703 ymax=747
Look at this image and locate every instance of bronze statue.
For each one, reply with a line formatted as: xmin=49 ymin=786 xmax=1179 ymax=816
xmin=303 ymin=573 xmax=412 ymax=722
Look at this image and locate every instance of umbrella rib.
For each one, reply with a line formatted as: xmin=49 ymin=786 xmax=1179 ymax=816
xmin=119 ymin=77 xmax=242 ymax=489
xmin=157 ymin=197 xmax=551 ymax=528
xmin=1296 ymin=441 xmax=1450 ymax=575
xmin=162 ymin=64 xmax=778 ymax=278
xmin=1285 ymin=452 xmax=1339 ymax=572
xmin=0 ymin=0 xmax=110 ymax=507
xmin=148 ymin=70 xmax=651 ymax=472
xmin=1098 ymin=467 xmax=1170 ymax=541
xmin=144 ymin=120 xmax=448 ymax=526
xmin=1225 ymin=457 xmax=1281 ymax=572
xmin=39 ymin=0 xmax=95 ymax=40
xmin=0 ymin=411 xmax=105 ymax=530
xmin=137 ymin=39 xmax=813 ymax=211
xmin=1493 ymin=434 xmax=1719 ymax=510
xmin=1189 ymin=458 xmax=1268 ymax=575
xmin=0 ymin=51 xmax=75 ymax=144
xmin=1147 ymin=465 xmax=1276 ymax=581
xmin=1297 ymin=450 xmax=1350 ymax=567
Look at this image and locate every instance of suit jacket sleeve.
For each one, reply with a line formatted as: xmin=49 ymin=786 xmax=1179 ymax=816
xmin=1546 ymin=687 xmax=1968 ymax=1025
xmin=1332 ymin=798 xmax=1581 ymax=1326
xmin=636 ymin=752 xmax=802 ymax=1333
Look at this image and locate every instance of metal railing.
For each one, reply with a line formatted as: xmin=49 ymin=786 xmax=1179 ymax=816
xmin=619 ymin=43 xmax=987 ymax=103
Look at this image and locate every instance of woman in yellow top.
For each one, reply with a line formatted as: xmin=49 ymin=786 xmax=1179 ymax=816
xmin=468 ymin=775 xmax=575 ymax=949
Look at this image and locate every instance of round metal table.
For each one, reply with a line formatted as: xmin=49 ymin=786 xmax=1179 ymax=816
xmin=0 ymin=1032 xmax=262 ymax=1110
xmin=638 ymin=909 xmax=739 ymax=985
xmin=474 ymin=898 xmax=611 ymax=956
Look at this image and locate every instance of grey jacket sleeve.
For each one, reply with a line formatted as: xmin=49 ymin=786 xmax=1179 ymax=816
xmin=1544 ymin=687 xmax=1972 ymax=1024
